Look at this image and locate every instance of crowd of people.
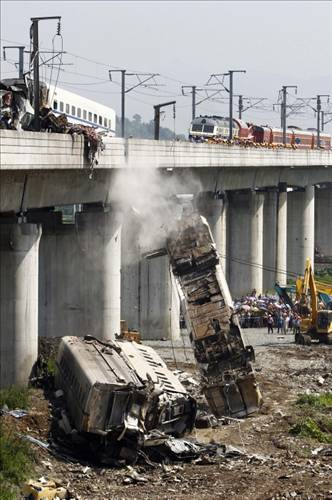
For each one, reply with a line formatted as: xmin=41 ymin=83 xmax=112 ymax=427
xmin=234 ymin=289 xmax=303 ymax=335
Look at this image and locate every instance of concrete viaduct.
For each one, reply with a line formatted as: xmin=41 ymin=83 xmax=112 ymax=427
xmin=1 ymin=129 xmax=331 ymax=387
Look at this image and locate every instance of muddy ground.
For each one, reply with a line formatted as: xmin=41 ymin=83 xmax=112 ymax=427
xmin=3 ymin=340 xmax=332 ymax=499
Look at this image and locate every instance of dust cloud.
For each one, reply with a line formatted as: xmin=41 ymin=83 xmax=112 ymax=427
xmin=109 ymin=164 xmax=202 ymax=253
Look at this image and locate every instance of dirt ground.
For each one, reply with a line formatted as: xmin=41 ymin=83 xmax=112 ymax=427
xmin=3 ymin=343 xmax=332 ymax=499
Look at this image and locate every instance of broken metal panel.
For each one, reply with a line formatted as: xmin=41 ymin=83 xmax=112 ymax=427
xmin=56 ymin=336 xmax=196 ymax=444
xmin=166 ymin=212 xmax=262 ymax=418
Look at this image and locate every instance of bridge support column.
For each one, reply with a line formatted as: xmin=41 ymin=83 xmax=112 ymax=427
xmin=121 ymin=213 xmax=141 ymax=331
xmin=195 ymin=192 xmax=228 ymax=276
xmin=276 ymin=187 xmax=288 ymax=286
xmin=249 ymin=191 xmax=264 ymax=295
xmin=0 ymin=223 xmax=41 ymax=387
xmin=140 ymin=252 xmax=180 ymax=341
xmin=39 ymin=207 xmax=121 ymax=340
xmin=228 ymin=191 xmax=251 ymax=296
xmin=287 ymin=185 xmax=315 ymax=276
xmin=302 ymin=185 xmax=315 ymax=271
xmin=315 ymin=187 xmax=332 ymax=259
xmin=76 ymin=208 xmax=122 ymax=340
xmin=263 ymin=192 xmax=277 ymax=291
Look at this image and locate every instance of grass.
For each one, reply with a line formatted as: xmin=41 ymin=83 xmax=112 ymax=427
xmin=0 ymin=386 xmax=30 ymax=410
xmin=290 ymin=392 xmax=332 ymax=444
xmin=296 ymin=392 xmax=332 ymax=409
xmin=290 ymin=417 xmax=332 ymax=443
xmin=0 ymin=423 xmax=34 ymax=500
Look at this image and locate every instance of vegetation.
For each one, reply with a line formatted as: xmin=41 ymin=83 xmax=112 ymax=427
xmin=0 ymin=386 xmax=30 ymax=410
xmin=290 ymin=417 xmax=332 ymax=443
xmin=116 ymin=113 xmax=186 ymax=140
xmin=290 ymin=392 xmax=332 ymax=444
xmin=296 ymin=392 xmax=332 ymax=409
xmin=0 ymin=423 xmax=34 ymax=500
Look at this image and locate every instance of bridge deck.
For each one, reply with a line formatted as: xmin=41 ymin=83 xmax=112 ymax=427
xmin=1 ymin=130 xmax=331 ymax=170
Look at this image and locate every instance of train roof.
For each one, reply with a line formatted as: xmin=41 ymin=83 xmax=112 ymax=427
xmin=47 ymin=83 xmax=115 ymax=116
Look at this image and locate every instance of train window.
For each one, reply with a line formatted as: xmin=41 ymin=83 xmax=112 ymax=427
xmin=60 ymin=101 xmax=64 ymax=112
xmin=192 ymin=124 xmax=203 ymax=132
xmin=77 ymin=108 xmax=81 ymax=118
xmin=99 ymin=115 xmax=102 ymax=125
xmin=66 ymin=104 xmax=70 ymax=114
xmin=53 ymin=100 xmax=58 ymax=110
xmin=108 ymin=119 xmax=112 ymax=129
xmin=104 ymin=117 xmax=107 ymax=127
xmin=88 ymin=112 xmax=92 ymax=122
xmin=71 ymin=106 xmax=76 ymax=116
xmin=203 ymin=125 xmax=214 ymax=133
xmin=93 ymin=113 xmax=97 ymax=123
xmin=83 ymin=110 xmax=87 ymax=120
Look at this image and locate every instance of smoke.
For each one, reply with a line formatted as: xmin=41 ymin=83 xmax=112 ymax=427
xmin=109 ymin=163 xmax=203 ymax=253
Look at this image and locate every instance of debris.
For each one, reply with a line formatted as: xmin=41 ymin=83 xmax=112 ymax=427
xmin=316 ymin=376 xmax=325 ymax=386
xmin=124 ymin=466 xmax=148 ymax=483
xmin=3 ymin=409 xmax=28 ymax=418
xmin=22 ymin=478 xmax=68 ymax=499
xmin=21 ymin=434 xmax=50 ymax=450
xmin=311 ymin=446 xmax=332 ymax=456
xmin=54 ymin=389 xmax=64 ymax=398
xmin=58 ymin=410 xmax=73 ymax=435
xmin=166 ymin=211 xmax=263 ymax=418
xmin=55 ymin=336 xmax=196 ymax=462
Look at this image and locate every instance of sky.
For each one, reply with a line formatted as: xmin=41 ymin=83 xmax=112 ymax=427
xmin=1 ymin=0 xmax=332 ymax=135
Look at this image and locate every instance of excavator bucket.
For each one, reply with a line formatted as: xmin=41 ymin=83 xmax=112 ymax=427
xmin=166 ymin=211 xmax=263 ymax=418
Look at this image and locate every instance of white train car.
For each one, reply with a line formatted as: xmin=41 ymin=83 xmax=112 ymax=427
xmin=46 ymin=84 xmax=116 ymax=135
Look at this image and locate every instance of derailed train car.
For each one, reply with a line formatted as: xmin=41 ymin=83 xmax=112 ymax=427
xmin=56 ymin=336 xmax=196 ymax=457
xmin=166 ymin=212 xmax=263 ymax=418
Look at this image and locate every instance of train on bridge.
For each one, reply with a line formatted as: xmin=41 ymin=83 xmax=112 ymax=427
xmin=189 ymin=116 xmax=331 ymax=150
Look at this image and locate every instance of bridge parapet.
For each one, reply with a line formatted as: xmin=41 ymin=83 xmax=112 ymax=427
xmin=1 ymin=130 xmax=331 ymax=170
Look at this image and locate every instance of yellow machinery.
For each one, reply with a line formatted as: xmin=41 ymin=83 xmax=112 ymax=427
xmin=295 ymin=258 xmax=332 ymax=345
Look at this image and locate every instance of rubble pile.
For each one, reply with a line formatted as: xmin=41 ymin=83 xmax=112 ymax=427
xmin=166 ymin=212 xmax=263 ymax=418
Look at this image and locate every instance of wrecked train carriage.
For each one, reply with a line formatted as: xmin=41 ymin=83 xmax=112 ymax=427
xmin=166 ymin=213 xmax=262 ymax=418
xmin=56 ymin=336 xmax=196 ymax=445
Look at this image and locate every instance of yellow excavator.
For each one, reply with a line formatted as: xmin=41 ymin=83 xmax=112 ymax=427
xmin=295 ymin=258 xmax=332 ymax=345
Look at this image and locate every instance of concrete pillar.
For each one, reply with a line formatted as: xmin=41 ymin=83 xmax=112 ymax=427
xmin=39 ymin=208 xmax=121 ymax=340
xmin=302 ymin=185 xmax=315 ymax=272
xmin=276 ymin=189 xmax=287 ymax=286
xmin=263 ymin=192 xmax=277 ymax=291
xmin=315 ymin=187 xmax=332 ymax=258
xmin=140 ymin=253 xmax=180 ymax=341
xmin=228 ymin=191 xmax=251 ymax=296
xmin=0 ymin=223 xmax=41 ymax=387
xmin=195 ymin=192 xmax=228 ymax=275
xmin=287 ymin=185 xmax=315 ymax=276
xmin=121 ymin=214 xmax=141 ymax=330
xmin=249 ymin=191 xmax=264 ymax=294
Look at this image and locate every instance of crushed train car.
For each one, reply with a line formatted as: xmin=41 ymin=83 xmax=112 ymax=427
xmin=166 ymin=212 xmax=263 ymax=418
xmin=55 ymin=336 xmax=196 ymax=458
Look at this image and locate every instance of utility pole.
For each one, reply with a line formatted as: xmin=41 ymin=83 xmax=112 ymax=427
xmin=182 ymin=85 xmax=225 ymax=121
xmin=109 ymin=71 xmax=160 ymax=138
xmin=181 ymin=85 xmax=197 ymax=120
xmin=3 ymin=46 xmax=25 ymax=78
xmin=280 ymin=85 xmax=297 ymax=145
xmin=30 ymin=16 xmax=61 ymax=130
xmin=238 ymin=95 xmax=243 ymax=119
xmin=227 ymin=70 xmax=246 ymax=140
xmin=153 ymin=101 xmax=176 ymax=140
xmin=316 ymin=94 xmax=330 ymax=147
